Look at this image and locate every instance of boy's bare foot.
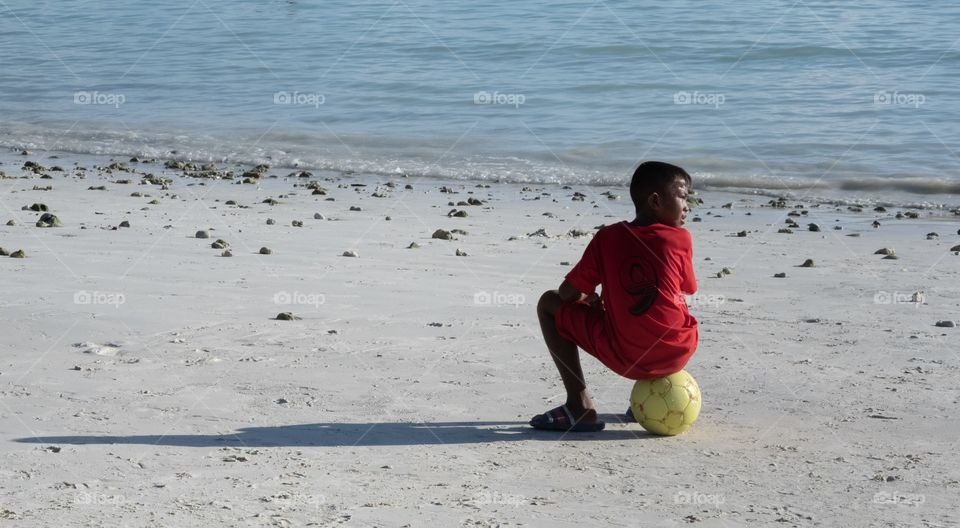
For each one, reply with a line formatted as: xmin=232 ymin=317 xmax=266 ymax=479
xmin=529 ymin=405 xmax=605 ymax=432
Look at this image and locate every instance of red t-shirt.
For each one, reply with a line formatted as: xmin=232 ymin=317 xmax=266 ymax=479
xmin=565 ymin=221 xmax=698 ymax=377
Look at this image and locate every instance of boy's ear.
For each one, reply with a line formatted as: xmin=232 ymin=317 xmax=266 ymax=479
xmin=647 ymin=192 xmax=661 ymax=209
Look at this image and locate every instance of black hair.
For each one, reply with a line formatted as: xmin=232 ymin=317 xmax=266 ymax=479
xmin=629 ymin=161 xmax=691 ymax=211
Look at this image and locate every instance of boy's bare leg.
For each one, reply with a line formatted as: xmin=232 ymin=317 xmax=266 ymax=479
xmin=537 ymin=290 xmax=598 ymax=422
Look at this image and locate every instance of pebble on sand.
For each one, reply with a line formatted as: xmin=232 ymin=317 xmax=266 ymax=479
xmin=36 ymin=213 xmax=61 ymax=228
xmin=342 ymin=250 xmax=359 ymax=257
xmin=259 ymin=247 xmax=272 ymax=255
xmin=28 ymin=203 xmax=48 ymax=212
xmin=195 ymin=230 xmax=210 ymax=239
xmin=808 ymin=223 xmax=821 ymax=232
xmin=874 ymin=248 xmax=895 ymax=256
xmin=349 ymin=206 xmax=362 ymax=211
xmin=211 ymin=239 xmax=229 ymax=249
xmin=407 ymin=242 xmax=420 ymax=249
xmin=6 ymin=219 xmax=15 ymax=226
xmin=800 ymin=259 xmax=815 ymax=267
xmin=314 ymin=213 xmax=325 ymax=220
xmin=292 ymin=220 xmax=303 ymax=227
xmin=774 ymin=272 xmax=787 ymax=278
xmin=951 ymin=244 xmax=960 ymax=252
xmin=926 ymin=232 xmax=939 ymax=240
xmin=221 ymin=250 xmax=233 ymax=257
xmin=432 ymin=229 xmax=455 ymax=240
xmin=118 ymin=220 xmax=130 ymax=228
xmin=455 ymin=248 xmax=468 ymax=256
xmin=9 ymin=249 xmax=26 ymax=258
xmin=0 ymin=247 xmax=7 ymax=256
xmin=935 ymin=320 xmax=956 ymax=328
xmin=266 ymin=218 xmax=276 ymax=225
xmin=882 ymin=255 xmax=900 ymax=260
xmin=275 ymin=312 xmax=299 ymax=321
xmin=872 ymin=220 xmax=881 ymax=228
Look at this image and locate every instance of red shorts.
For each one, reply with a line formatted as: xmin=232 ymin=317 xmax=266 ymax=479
xmin=555 ymin=301 xmax=655 ymax=380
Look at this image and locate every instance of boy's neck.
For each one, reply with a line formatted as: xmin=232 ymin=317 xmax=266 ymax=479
xmin=630 ymin=212 xmax=658 ymax=227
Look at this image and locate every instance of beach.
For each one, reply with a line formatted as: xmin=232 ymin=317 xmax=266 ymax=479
xmin=1 ymin=152 xmax=958 ymax=527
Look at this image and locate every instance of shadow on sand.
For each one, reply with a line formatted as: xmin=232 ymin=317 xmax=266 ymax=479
xmin=15 ymin=415 xmax=655 ymax=447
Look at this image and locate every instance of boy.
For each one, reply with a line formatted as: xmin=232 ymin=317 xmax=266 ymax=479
xmin=530 ymin=161 xmax=698 ymax=432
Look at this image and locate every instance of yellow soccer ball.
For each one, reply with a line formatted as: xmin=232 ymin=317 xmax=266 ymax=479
xmin=629 ymin=370 xmax=701 ymax=436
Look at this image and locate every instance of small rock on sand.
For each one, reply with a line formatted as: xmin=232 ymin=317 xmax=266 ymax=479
xmin=259 ymin=247 xmax=272 ymax=255
xmin=883 ymin=254 xmax=900 ymax=260
xmin=266 ymin=218 xmax=276 ymax=225
xmin=950 ymin=244 xmax=960 ymax=252
xmin=275 ymin=312 xmax=299 ymax=321
xmin=314 ymin=213 xmax=324 ymax=220
xmin=407 ymin=242 xmax=420 ymax=249
xmin=0 ymin=247 xmax=7 ymax=256
xmin=211 ymin=239 xmax=229 ymax=249
xmin=872 ymin=220 xmax=881 ymax=228
xmin=432 ymin=229 xmax=455 ymax=240
xmin=935 ymin=320 xmax=955 ymax=328
xmin=119 ymin=220 xmax=130 ymax=228
xmin=926 ymin=232 xmax=939 ymax=240
xmin=800 ymin=259 xmax=815 ymax=267
xmin=774 ymin=272 xmax=787 ymax=278
xmin=342 ymin=250 xmax=358 ymax=257
xmin=349 ymin=206 xmax=362 ymax=211
xmin=6 ymin=219 xmax=16 ymax=226
xmin=36 ymin=213 xmax=61 ymax=228
xmin=874 ymin=248 xmax=895 ymax=255
xmin=455 ymin=248 xmax=468 ymax=256
xmin=808 ymin=223 xmax=821 ymax=232
xmin=195 ymin=230 xmax=210 ymax=239
xmin=292 ymin=220 xmax=303 ymax=227
xmin=221 ymin=250 xmax=233 ymax=257
xmin=28 ymin=203 xmax=48 ymax=212
xmin=778 ymin=228 xmax=793 ymax=234
xmin=9 ymin=249 xmax=26 ymax=258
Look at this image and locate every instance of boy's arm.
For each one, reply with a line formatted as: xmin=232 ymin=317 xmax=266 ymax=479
xmin=558 ymin=279 xmax=596 ymax=304
xmin=680 ymin=237 xmax=697 ymax=294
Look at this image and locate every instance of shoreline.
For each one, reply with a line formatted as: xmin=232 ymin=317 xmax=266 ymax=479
xmin=4 ymin=145 xmax=960 ymax=212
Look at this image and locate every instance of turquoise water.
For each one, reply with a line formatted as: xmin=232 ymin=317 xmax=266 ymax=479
xmin=2 ymin=1 xmax=959 ymax=202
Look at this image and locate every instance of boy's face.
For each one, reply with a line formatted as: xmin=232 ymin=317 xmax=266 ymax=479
xmin=652 ymin=176 xmax=690 ymax=227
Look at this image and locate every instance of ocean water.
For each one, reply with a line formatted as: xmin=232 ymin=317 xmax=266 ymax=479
xmin=2 ymin=1 xmax=959 ymax=205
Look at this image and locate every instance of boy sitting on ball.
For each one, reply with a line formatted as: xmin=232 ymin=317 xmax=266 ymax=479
xmin=530 ymin=161 xmax=699 ymax=432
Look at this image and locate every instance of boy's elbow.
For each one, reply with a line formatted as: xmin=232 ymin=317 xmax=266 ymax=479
xmin=558 ymin=280 xmax=586 ymax=302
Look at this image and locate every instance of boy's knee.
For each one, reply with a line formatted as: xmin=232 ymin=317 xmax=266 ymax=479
xmin=538 ymin=290 xmax=561 ymax=314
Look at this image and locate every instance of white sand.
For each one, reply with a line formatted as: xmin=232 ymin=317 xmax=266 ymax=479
xmin=1 ymin=152 xmax=959 ymax=527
